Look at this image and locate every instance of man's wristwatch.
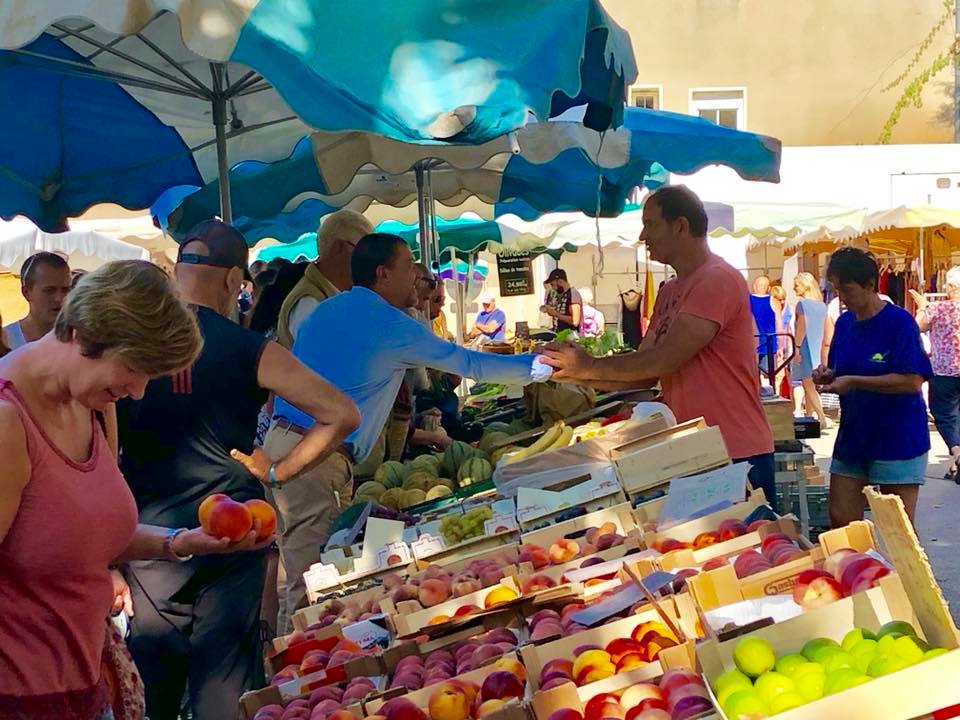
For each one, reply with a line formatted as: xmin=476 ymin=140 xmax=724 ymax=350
xmin=164 ymin=528 xmax=194 ymax=562
xmin=267 ymin=462 xmax=282 ymax=490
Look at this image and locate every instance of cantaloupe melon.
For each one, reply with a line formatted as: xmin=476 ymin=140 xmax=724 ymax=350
xmin=458 ymin=457 xmax=493 ymax=487
xmin=379 ymin=487 xmax=404 ymax=510
xmin=402 ymin=471 xmax=433 ymax=492
xmin=441 ymin=441 xmax=475 ymax=476
xmin=354 ymin=480 xmax=386 ymax=501
xmin=426 ymin=485 xmax=453 ymax=501
xmin=374 ymin=461 xmax=406 ymax=489
xmin=400 ymin=489 xmax=427 ymax=509
xmin=409 ymin=454 xmax=441 ymax=473
xmin=479 ymin=431 xmax=511 ymax=454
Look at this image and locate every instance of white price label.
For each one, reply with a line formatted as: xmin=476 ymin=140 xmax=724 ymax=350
xmin=376 ymin=542 xmax=412 ymax=568
xmin=484 ymin=514 xmax=517 ymax=534
xmin=306 ymin=562 xmax=342 ymax=590
xmin=411 ymin=533 xmax=446 ymax=559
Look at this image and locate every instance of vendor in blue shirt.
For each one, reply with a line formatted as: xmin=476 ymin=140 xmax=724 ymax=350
xmin=813 ymin=247 xmax=932 ymax=528
xmin=468 ymin=291 xmax=507 ymax=341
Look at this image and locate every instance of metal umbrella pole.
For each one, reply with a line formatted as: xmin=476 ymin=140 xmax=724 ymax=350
xmin=425 ymin=163 xmax=440 ymax=270
xmin=210 ymin=65 xmax=232 ymax=223
xmin=415 ymin=163 xmax=432 ymax=267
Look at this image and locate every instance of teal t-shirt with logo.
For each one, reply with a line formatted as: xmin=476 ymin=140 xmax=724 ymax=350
xmin=829 ymin=302 xmax=932 ymax=464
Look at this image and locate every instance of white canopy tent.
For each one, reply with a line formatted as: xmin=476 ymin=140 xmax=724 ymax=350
xmin=0 ymin=218 xmax=149 ymax=274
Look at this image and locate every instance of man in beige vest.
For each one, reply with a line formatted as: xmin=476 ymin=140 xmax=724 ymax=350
xmin=275 ymin=209 xmax=373 ymax=349
xmin=264 ymin=209 xmax=374 ymax=633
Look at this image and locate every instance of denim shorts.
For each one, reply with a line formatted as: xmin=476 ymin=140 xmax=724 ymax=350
xmin=830 ymin=453 xmax=928 ymax=485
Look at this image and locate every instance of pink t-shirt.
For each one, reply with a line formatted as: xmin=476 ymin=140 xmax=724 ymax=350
xmin=648 ymin=255 xmax=774 ymax=459
xmin=0 ymin=379 xmax=138 ymax=720
xmin=924 ymin=300 xmax=960 ymax=377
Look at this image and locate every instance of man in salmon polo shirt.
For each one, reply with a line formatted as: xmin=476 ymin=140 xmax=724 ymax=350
xmin=539 ymin=185 xmax=776 ymax=508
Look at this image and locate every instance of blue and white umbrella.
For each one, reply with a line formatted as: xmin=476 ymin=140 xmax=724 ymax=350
xmin=0 ymin=0 xmax=637 ymax=230
xmin=162 ymin=107 xmax=782 ymax=253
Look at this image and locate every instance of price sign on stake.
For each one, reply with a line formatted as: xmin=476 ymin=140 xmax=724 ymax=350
xmin=656 ymin=463 xmax=749 ymax=530
xmin=484 ymin=514 xmax=517 ymax=534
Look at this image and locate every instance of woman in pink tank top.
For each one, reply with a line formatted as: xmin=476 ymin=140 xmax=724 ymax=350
xmin=0 ymin=261 xmax=273 ymax=720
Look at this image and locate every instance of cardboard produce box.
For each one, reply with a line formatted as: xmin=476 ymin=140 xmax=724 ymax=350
xmin=520 ymin=602 xmax=692 ymax=694
xmin=762 ymin=398 xmax=795 ymax=442
xmin=383 ymin=577 xmax=525 ymax=639
xmin=528 ymin=647 xmax=699 ymax=720
xmin=697 ymin=574 xmax=960 ymax=720
xmin=520 ymin=502 xmax=639 ymax=549
xmin=684 ymin=520 xmax=878 ymax=616
xmin=610 ymin=418 xmax=730 ymax=497
xmin=363 ymin=653 xmax=530 ymax=720
xmin=646 ymin=489 xmax=771 ymax=557
xmin=699 ymin=489 xmax=960 ymax=720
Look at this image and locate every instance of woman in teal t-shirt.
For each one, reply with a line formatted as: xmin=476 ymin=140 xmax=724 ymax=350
xmin=814 ymin=248 xmax=932 ymax=528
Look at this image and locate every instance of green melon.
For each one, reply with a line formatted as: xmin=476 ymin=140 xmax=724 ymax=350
xmin=426 ymin=485 xmax=453 ymax=501
xmin=508 ymin=419 xmax=531 ymax=435
xmin=374 ymin=461 xmax=406 ymax=489
xmin=410 ymin=453 xmax=442 ymax=471
xmin=483 ymin=421 xmax=514 ymax=434
xmin=405 ymin=458 xmax=439 ymax=478
xmin=458 ymin=457 xmax=493 ymax=487
xmin=403 ymin=471 xmax=434 ymax=492
xmin=479 ymin=431 xmax=511 ymax=455
xmin=441 ymin=440 xmax=475 ymax=476
xmin=379 ymin=487 xmax=404 ymax=510
xmin=400 ymin=489 xmax=427 ymax=509
xmin=354 ymin=480 xmax=386 ymax=501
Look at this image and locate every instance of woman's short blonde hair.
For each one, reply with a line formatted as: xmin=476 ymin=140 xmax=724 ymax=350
xmin=794 ymin=272 xmax=823 ymax=301
xmin=769 ymin=285 xmax=786 ymax=304
xmin=55 ymin=260 xmax=202 ymax=376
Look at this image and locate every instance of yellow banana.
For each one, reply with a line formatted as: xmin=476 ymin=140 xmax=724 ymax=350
xmin=505 ymin=422 xmax=562 ymax=464
xmin=551 ymin=424 xmax=574 ymax=449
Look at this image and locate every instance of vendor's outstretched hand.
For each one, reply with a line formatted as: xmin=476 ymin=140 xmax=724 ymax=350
xmin=537 ymin=341 xmax=594 ymax=381
xmin=811 ymin=364 xmax=834 ymax=387
xmin=173 ymin=523 xmax=275 ymax=557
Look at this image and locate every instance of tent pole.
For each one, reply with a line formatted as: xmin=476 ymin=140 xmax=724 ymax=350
xmin=415 ymin=163 xmax=431 ymax=267
xmin=211 ymin=67 xmax=232 ymax=224
xmin=426 ymin=166 xmax=439 ymax=269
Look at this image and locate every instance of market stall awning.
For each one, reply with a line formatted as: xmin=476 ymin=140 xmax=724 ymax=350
xmin=0 ymin=218 xmax=149 ymax=273
xmin=0 ymin=1 xmax=637 ymax=229
xmin=782 ymin=205 xmax=960 ymax=256
xmin=160 ymin=106 xmax=781 ymax=243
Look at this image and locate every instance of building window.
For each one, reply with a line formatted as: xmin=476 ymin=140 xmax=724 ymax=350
xmin=629 ymin=85 xmax=661 ymax=110
xmin=689 ymin=88 xmax=746 ymax=130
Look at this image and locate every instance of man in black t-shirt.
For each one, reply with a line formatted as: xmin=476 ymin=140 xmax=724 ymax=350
xmin=540 ymin=268 xmax=583 ymax=333
xmin=117 ymin=221 xmax=359 ymax=720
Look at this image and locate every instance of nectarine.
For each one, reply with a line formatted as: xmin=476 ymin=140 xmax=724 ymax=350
xmin=244 ymin=499 xmax=276 ymax=541
xmin=204 ymin=497 xmax=253 ymax=541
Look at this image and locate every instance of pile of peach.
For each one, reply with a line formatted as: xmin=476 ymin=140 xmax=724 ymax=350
xmin=731 ymin=533 xmax=805 ymax=579
xmin=650 ymin=518 xmax=773 ymax=554
xmin=528 ymin=605 xmax=589 ymax=642
xmin=521 ymin=523 xmax=627 ymax=571
xmin=387 ymin=629 xmax=520 ymax=691
xmin=534 ymin=620 xmax=679 ymax=690
xmin=391 ymin=553 xmax=517 ymax=610
xmin=546 ymin=668 xmax=710 ymax=720
xmin=793 ymin=547 xmax=891 ymax=608
xmin=372 ymin=663 xmax=526 ymax=720
xmin=269 ymin=639 xmax=375 ymax=686
xmin=427 ymin=585 xmax=520 ymax=626
xmin=252 ymin=676 xmax=376 ymax=720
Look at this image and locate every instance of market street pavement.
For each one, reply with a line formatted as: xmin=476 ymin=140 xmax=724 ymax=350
xmin=806 ymin=426 xmax=960 ymax=623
